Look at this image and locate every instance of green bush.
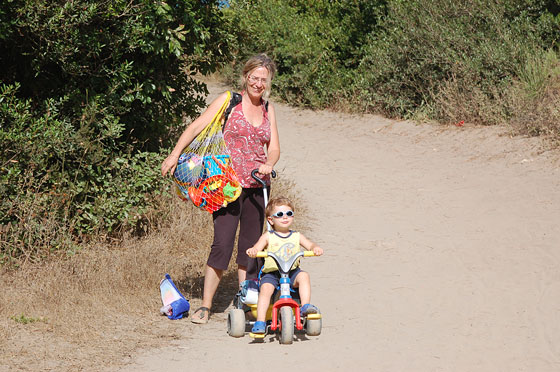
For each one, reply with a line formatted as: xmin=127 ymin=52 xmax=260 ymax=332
xmin=353 ymin=0 xmax=558 ymax=119
xmin=225 ymin=0 xmax=387 ymax=108
xmin=1 ymin=0 xmax=233 ymax=148
xmin=225 ymin=0 xmax=559 ymax=130
xmin=0 ymin=0 xmax=234 ymax=264
xmin=0 ymin=82 xmax=169 ymax=264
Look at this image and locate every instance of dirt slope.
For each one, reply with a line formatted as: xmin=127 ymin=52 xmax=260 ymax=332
xmin=114 ymin=82 xmax=560 ymax=372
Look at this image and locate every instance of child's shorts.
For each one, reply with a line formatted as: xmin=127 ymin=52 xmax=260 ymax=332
xmin=260 ymin=268 xmax=302 ymax=289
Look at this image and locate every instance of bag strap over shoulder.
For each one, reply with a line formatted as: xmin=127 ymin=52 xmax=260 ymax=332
xmin=223 ymin=91 xmax=242 ymax=128
xmin=222 ymin=91 xmax=269 ymax=130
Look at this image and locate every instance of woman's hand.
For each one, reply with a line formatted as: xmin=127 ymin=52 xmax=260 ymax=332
xmin=246 ymin=247 xmax=259 ymax=258
xmin=161 ymin=154 xmax=179 ymax=177
xmin=257 ymin=163 xmax=273 ymax=176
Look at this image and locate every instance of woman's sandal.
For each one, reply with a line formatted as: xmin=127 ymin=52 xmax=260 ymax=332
xmin=191 ymin=306 xmax=210 ymax=324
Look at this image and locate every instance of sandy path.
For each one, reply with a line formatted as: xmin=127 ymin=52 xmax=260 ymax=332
xmin=115 ymin=83 xmax=560 ymax=371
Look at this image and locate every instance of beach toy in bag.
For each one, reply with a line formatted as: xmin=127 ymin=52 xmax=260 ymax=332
xmin=172 ymin=91 xmax=242 ymax=212
xmin=186 ymin=155 xmax=241 ymax=213
xmin=159 ymin=274 xmax=190 ymax=320
xmin=175 ymin=153 xmax=203 ymax=187
xmin=174 ymin=153 xmax=203 ymax=201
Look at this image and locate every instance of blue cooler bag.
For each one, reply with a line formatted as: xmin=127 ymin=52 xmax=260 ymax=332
xmin=159 ymin=274 xmax=190 ymax=320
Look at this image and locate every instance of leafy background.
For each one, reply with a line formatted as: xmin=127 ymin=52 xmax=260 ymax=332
xmin=1 ymin=0 xmax=559 ymax=265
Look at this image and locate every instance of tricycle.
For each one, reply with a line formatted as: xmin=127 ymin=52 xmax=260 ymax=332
xmin=226 ymin=170 xmax=322 ymax=344
xmin=227 ymin=248 xmax=322 ymax=344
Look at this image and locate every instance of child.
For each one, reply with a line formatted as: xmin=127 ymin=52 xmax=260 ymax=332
xmin=245 ymin=197 xmax=324 ymax=334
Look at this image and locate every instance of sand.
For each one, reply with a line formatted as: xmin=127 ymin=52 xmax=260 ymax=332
xmin=111 ymin=82 xmax=560 ymax=372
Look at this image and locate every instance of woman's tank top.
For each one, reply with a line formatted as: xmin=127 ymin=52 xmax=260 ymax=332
xmin=223 ymin=94 xmax=271 ymax=188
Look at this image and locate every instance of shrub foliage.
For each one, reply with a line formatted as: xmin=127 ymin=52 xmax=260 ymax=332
xmin=355 ymin=0 xmax=560 ymax=122
xmin=0 ymin=0 xmax=232 ymax=264
xmin=1 ymin=0 xmax=559 ymax=265
xmin=225 ymin=0 xmax=387 ymax=108
xmin=227 ymin=0 xmax=559 ymax=127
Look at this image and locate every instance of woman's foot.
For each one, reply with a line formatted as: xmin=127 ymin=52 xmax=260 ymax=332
xmin=251 ymin=320 xmax=266 ymax=334
xmin=191 ymin=307 xmax=210 ymax=324
xmin=301 ymin=304 xmax=319 ymax=316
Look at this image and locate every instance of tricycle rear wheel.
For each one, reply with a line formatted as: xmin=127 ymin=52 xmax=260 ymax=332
xmin=305 ymin=317 xmax=322 ymax=336
xmin=227 ymin=309 xmax=245 ymax=338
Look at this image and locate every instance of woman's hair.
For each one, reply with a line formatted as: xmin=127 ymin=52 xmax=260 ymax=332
xmin=240 ymin=53 xmax=277 ymax=100
xmin=265 ymin=197 xmax=295 ymax=218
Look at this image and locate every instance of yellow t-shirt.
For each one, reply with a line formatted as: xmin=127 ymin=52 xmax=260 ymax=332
xmin=262 ymin=231 xmax=301 ymax=273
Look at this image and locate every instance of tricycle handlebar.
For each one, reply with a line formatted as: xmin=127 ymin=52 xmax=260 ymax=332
xmin=256 ymin=251 xmax=316 ymax=258
xmin=251 ymin=169 xmax=277 ymax=188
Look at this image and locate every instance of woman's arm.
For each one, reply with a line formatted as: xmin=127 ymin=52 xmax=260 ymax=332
xmin=300 ymin=233 xmax=323 ymax=256
xmin=246 ymin=233 xmax=269 ymax=257
xmin=161 ymin=92 xmax=230 ymax=177
xmin=258 ymin=103 xmax=280 ymax=175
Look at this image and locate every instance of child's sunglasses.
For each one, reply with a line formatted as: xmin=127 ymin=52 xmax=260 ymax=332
xmin=271 ymin=210 xmax=294 ymax=218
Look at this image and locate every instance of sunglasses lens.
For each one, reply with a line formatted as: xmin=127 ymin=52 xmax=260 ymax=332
xmin=272 ymin=210 xmax=294 ymax=218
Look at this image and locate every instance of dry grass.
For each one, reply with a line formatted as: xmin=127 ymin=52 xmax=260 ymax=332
xmin=431 ymin=73 xmax=510 ymax=127
xmin=507 ymin=62 xmax=560 ymax=142
xmin=431 ymin=50 xmax=560 ymax=147
xmin=0 ymin=176 xmax=305 ymax=371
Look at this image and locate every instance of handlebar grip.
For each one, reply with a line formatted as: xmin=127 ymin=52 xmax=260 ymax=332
xmin=251 ymin=169 xmax=277 ymax=187
xmin=303 ymin=251 xmax=316 ymax=257
xmin=256 ymin=252 xmax=268 ymax=258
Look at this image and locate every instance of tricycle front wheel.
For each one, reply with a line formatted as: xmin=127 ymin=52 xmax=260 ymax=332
xmin=279 ymin=306 xmax=294 ymax=344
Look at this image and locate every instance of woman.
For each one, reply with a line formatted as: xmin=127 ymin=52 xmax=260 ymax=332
xmin=161 ymin=54 xmax=280 ymax=324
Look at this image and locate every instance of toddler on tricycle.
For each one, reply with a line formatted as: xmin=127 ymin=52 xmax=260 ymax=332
xmin=227 ymin=190 xmax=323 ymax=344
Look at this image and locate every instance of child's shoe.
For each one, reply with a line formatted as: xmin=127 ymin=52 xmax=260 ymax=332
xmin=301 ymin=303 xmax=319 ymax=316
xmin=251 ymin=320 xmax=266 ymax=334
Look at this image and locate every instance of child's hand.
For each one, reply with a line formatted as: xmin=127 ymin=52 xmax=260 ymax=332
xmin=312 ymin=246 xmax=323 ymax=256
xmin=246 ymin=247 xmax=258 ymax=258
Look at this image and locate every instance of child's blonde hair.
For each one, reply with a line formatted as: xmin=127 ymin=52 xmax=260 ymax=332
xmin=265 ymin=197 xmax=295 ymax=218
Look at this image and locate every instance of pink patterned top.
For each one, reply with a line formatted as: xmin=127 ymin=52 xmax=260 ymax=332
xmin=223 ymin=94 xmax=271 ymax=188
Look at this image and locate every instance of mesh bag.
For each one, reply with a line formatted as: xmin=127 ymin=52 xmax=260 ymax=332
xmin=173 ymin=91 xmax=241 ymax=213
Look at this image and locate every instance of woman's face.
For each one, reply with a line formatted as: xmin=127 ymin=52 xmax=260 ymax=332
xmin=245 ymin=66 xmax=269 ymax=98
